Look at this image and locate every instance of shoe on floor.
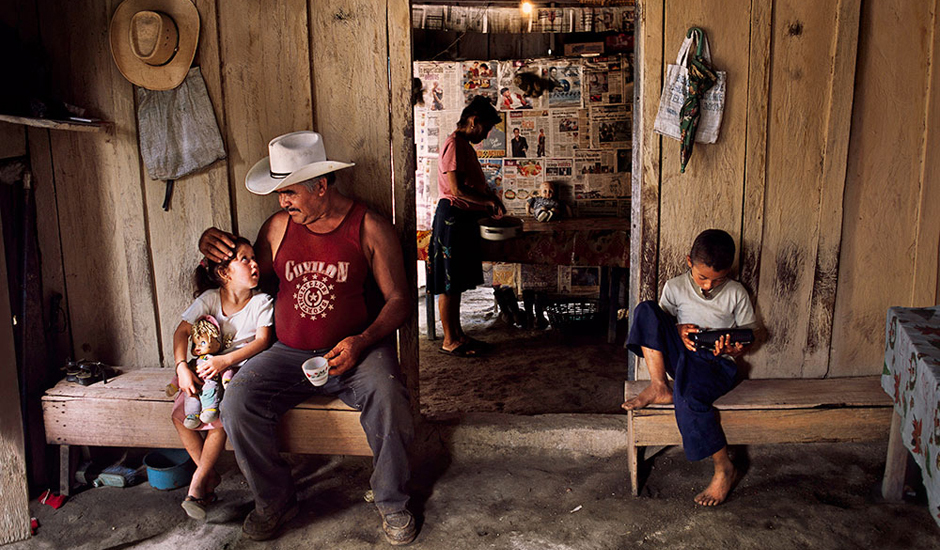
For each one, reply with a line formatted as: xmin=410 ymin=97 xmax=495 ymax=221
xmin=242 ymin=501 xmax=299 ymax=541
xmin=381 ymin=509 xmax=417 ymax=546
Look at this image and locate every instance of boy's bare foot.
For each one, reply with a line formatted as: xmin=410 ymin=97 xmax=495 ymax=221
xmin=621 ymin=382 xmax=673 ymax=410
xmin=694 ymin=464 xmax=737 ymax=506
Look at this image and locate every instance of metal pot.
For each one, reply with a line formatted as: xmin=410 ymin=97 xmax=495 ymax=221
xmin=478 ymin=216 xmax=523 ymax=241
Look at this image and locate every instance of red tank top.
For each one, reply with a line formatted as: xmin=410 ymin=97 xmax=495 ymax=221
xmin=273 ymin=202 xmax=370 ymax=350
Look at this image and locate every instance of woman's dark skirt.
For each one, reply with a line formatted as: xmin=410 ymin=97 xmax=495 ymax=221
xmin=427 ymin=199 xmax=485 ymax=296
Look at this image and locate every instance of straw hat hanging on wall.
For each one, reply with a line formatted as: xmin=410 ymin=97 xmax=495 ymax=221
xmin=109 ymin=0 xmax=199 ymax=91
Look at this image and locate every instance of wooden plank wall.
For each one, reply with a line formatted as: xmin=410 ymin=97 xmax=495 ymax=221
xmin=633 ymin=0 xmax=939 ymax=379
xmin=829 ymin=0 xmax=940 ymax=374
xmin=10 ymin=0 xmax=416 ymax=388
xmin=0 ymin=207 xmax=30 ymax=544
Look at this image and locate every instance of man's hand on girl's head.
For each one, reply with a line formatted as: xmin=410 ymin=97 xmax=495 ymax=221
xmin=199 ymin=227 xmax=237 ymax=263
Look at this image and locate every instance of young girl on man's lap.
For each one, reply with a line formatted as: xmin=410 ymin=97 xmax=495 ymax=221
xmin=171 ymin=237 xmax=274 ymax=520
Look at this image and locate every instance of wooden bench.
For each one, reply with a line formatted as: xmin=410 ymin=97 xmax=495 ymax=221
xmin=42 ymin=368 xmax=371 ymax=495
xmin=623 ymin=376 xmax=893 ymax=496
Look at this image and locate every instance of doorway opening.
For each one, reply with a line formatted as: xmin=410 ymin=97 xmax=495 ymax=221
xmin=411 ymin=2 xmax=636 ymax=418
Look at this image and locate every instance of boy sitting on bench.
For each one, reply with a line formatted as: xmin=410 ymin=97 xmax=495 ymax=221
xmin=622 ymin=229 xmax=757 ymax=505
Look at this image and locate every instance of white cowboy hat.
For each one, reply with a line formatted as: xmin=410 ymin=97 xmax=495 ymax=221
xmin=245 ymin=131 xmax=355 ymax=195
xmin=109 ymin=0 xmax=199 ymax=91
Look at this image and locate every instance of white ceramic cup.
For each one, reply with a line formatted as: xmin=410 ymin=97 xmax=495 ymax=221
xmin=301 ymin=356 xmax=330 ymax=386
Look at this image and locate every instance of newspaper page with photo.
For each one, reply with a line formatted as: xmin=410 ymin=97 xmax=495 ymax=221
xmin=415 ymin=157 xmax=439 ymax=230
xmin=461 ymin=60 xmax=499 ymax=107
xmin=506 ymin=109 xmax=549 ymax=158
xmin=445 ymin=6 xmax=486 ymax=32
xmin=573 ymin=150 xmax=625 ymax=199
xmin=473 ymin=111 xmax=507 ymax=159
xmin=577 ymin=108 xmax=592 ymax=150
xmin=549 ymin=108 xmax=580 ymax=157
xmin=486 ymin=7 xmax=527 ymax=33
xmin=415 ymin=61 xmax=462 ymax=112
xmin=497 ymin=60 xmax=542 ymax=110
xmin=415 ymin=109 xmax=460 ymax=158
xmin=584 ymin=56 xmax=626 ymax=106
xmin=501 ymin=159 xmax=544 ymax=215
xmin=414 ymin=110 xmax=437 ymax=158
xmin=591 ymin=105 xmax=631 ymax=149
xmin=411 ymin=4 xmax=445 ymax=31
xmin=542 ymin=60 xmax=582 ymax=108
xmin=479 ymin=158 xmax=504 ymax=198
xmin=535 ymin=8 xmax=567 ymax=33
xmin=544 ymin=158 xmax=576 ymax=208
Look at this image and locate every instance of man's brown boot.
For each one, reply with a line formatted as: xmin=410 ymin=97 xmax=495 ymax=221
xmin=242 ymin=501 xmax=298 ymax=541
xmin=381 ymin=509 xmax=417 ymax=546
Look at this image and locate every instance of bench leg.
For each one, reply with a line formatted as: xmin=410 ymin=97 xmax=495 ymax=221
xmin=882 ymin=410 xmax=908 ymax=501
xmin=628 ymin=411 xmax=639 ymax=496
xmin=59 ymin=445 xmax=72 ymax=497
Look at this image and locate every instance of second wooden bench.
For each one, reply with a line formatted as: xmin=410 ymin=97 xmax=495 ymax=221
xmin=623 ymin=376 xmax=893 ymax=496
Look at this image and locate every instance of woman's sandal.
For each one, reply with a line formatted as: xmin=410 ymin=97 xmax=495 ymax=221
xmin=181 ymin=492 xmax=218 ymax=520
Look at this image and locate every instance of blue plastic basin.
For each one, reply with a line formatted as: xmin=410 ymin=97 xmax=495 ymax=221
xmin=143 ymin=449 xmax=195 ymax=490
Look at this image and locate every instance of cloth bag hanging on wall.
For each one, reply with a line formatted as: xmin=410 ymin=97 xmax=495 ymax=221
xmin=653 ymin=30 xmax=726 ymax=144
xmin=136 ymin=66 xmax=226 ymax=210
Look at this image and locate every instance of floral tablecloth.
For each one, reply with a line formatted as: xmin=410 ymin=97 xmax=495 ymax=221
xmin=883 ymin=306 xmax=940 ymax=523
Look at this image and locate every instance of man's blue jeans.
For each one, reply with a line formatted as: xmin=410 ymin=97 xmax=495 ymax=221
xmin=222 ymin=340 xmax=414 ymax=515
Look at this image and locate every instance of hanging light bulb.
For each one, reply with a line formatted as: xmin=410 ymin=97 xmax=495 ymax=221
xmin=520 ymin=2 xmax=534 ymax=15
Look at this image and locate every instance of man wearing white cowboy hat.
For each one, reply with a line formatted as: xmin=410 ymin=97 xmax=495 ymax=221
xmin=200 ymin=131 xmax=416 ymax=544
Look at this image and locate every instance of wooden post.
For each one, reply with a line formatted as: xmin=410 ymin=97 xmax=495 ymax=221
xmin=59 ymin=445 xmax=72 ymax=497
xmin=881 ymin=410 xmax=908 ymax=501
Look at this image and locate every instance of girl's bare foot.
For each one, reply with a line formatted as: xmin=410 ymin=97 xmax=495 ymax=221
xmin=189 ymin=469 xmax=220 ymax=499
xmin=694 ymin=464 xmax=736 ymax=506
xmin=621 ymin=382 xmax=673 ymax=410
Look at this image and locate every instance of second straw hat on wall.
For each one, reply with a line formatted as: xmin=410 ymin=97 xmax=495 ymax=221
xmin=109 ymin=0 xmax=199 ymax=91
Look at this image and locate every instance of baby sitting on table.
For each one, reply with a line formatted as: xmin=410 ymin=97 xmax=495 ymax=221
xmin=526 ymin=181 xmax=571 ymax=222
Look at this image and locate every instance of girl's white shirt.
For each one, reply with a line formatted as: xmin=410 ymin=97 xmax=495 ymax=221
xmin=182 ymin=289 xmax=274 ymax=365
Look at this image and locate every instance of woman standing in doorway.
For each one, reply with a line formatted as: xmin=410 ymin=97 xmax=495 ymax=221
xmin=428 ymin=96 xmax=505 ymax=357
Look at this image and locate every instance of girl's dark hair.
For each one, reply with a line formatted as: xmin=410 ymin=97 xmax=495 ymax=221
xmin=458 ymin=95 xmax=501 ymax=128
xmin=194 ymin=236 xmax=252 ymax=297
xmin=690 ymin=229 xmax=736 ymax=272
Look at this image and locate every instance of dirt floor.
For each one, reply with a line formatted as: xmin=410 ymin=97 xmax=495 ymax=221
xmin=10 ymin=287 xmax=939 ymax=548
xmin=418 ymin=287 xmax=629 ymax=417
xmin=9 ymin=440 xmax=940 ymax=549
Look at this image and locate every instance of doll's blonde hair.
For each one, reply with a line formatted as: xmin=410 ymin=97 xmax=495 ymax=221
xmin=191 ymin=317 xmax=222 ymax=347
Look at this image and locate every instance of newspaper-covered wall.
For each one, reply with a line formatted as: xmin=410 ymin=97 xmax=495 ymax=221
xmin=412 ymin=4 xmax=635 ymax=34
xmin=414 ymin=53 xmax=633 ymax=229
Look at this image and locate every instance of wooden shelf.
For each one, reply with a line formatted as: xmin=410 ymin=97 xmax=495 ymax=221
xmin=0 ymin=114 xmax=111 ymax=133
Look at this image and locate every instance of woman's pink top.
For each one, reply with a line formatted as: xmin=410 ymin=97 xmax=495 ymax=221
xmin=437 ymin=132 xmax=488 ymax=212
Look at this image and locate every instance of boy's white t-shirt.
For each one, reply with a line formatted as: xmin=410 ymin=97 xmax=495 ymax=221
xmin=659 ymin=271 xmax=756 ymax=330
xmin=182 ymin=289 xmax=274 ymax=364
